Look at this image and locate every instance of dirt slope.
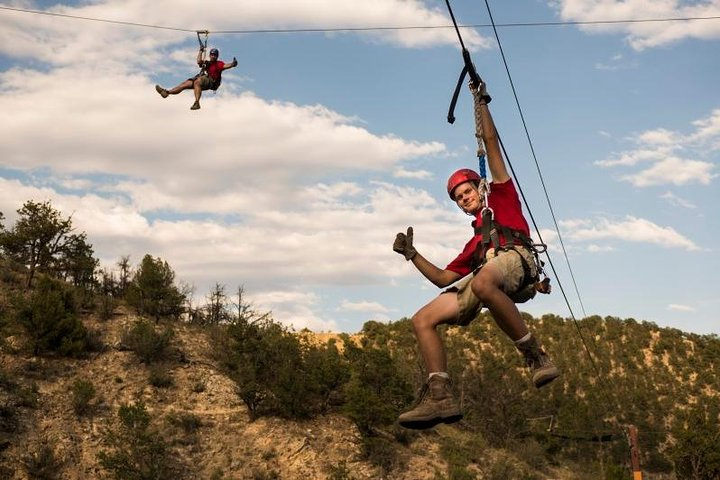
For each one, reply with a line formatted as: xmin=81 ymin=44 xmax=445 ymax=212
xmin=0 ymin=308 xmax=452 ymax=479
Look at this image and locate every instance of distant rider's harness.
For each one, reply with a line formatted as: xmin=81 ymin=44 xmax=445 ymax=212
xmin=195 ymin=30 xmax=221 ymax=92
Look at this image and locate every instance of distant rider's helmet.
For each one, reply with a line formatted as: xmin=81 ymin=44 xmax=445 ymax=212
xmin=209 ymin=48 xmax=219 ymax=57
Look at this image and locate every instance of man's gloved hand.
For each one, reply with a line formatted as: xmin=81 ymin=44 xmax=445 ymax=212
xmin=393 ymin=227 xmax=417 ymax=261
xmin=535 ymin=277 xmax=551 ymax=294
xmin=199 ymin=46 xmax=206 ymax=52
xmin=230 ymin=57 xmax=238 ymax=67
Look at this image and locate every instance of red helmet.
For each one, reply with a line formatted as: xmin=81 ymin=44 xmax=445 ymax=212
xmin=446 ymin=169 xmax=481 ymax=199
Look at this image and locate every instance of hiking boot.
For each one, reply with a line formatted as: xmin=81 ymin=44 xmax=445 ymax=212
xmin=155 ymin=85 xmax=169 ymax=98
xmin=516 ymin=336 xmax=560 ymax=388
xmin=190 ymin=101 xmax=201 ymax=110
xmin=398 ymin=375 xmax=462 ymax=429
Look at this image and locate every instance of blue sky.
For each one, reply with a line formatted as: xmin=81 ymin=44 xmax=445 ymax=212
xmin=1 ymin=0 xmax=718 ymax=335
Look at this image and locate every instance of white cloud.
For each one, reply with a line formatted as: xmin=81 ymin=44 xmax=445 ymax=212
xmin=0 ymin=3 xmax=461 ymax=334
xmin=595 ymin=110 xmax=718 ymax=187
xmin=394 ymin=168 xmax=433 ymax=179
xmin=593 ymin=52 xmax=638 ymax=71
xmin=560 ymin=215 xmax=701 ymax=251
xmin=0 ymin=0 xmax=492 ymax=66
xmin=549 ymin=0 xmax=720 ymax=50
xmin=587 ymin=244 xmax=615 ymax=252
xmin=660 ymin=191 xmax=697 ymax=209
xmin=595 ymin=147 xmax=674 ymax=167
xmin=667 ymin=303 xmax=696 ymax=312
xmin=620 ymin=157 xmax=715 ymax=187
xmin=635 ymin=128 xmax=677 ymax=146
xmin=339 ymin=300 xmax=390 ymax=313
xmin=690 ymin=108 xmax=720 ymax=147
xmin=250 ymin=290 xmax=337 ymax=331
xmin=0 ymin=66 xmax=445 ymax=214
xmin=0 ymin=175 xmax=468 ymax=329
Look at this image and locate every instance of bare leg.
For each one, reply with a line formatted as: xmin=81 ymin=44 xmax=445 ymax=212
xmin=470 ymin=262 xmax=528 ymax=341
xmin=411 ymin=292 xmax=460 ymax=373
xmin=399 ymin=292 xmax=463 ymax=429
xmin=471 ymin=262 xmax=560 ymax=387
xmin=166 ymin=79 xmax=194 ymax=95
xmin=193 ymin=79 xmax=203 ymax=103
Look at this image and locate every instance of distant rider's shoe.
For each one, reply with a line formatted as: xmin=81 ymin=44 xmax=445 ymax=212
xmin=190 ymin=101 xmax=201 ymax=110
xmin=398 ymin=375 xmax=462 ymax=429
xmin=516 ymin=335 xmax=560 ymax=388
xmin=155 ymin=85 xmax=169 ymax=98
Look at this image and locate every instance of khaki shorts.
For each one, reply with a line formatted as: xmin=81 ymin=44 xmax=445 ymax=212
xmin=197 ymin=75 xmax=214 ymax=90
xmin=190 ymin=74 xmax=215 ymax=91
xmin=444 ymin=246 xmax=538 ymax=326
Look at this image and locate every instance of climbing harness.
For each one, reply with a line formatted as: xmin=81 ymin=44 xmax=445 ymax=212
xmin=443 ymin=0 xmax=550 ymax=302
xmin=472 ymin=206 xmax=548 ymax=303
xmin=471 ymin=84 xmax=549 ymax=302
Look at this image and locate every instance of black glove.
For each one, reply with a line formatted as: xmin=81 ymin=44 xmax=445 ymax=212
xmin=199 ymin=46 xmax=206 ymax=52
xmin=393 ymin=227 xmax=417 ymax=261
xmin=231 ymin=57 xmax=238 ymax=67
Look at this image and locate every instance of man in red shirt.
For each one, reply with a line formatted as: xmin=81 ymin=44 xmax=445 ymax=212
xmin=155 ymin=47 xmax=237 ymax=110
xmin=393 ymin=82 xmax=559 ymax=429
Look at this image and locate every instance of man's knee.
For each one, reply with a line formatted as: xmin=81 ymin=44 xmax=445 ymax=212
xmin=411 ymin=310 xmax=432 ymax=332
xmin=470 ymin=271 xmax=499 ymax=302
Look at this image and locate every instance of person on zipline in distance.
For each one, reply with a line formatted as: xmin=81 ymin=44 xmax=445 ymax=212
xmin=155 ymin=46 xmax=237 ymax=110
xmin=392 ymin=80 xmax=559 ymax=430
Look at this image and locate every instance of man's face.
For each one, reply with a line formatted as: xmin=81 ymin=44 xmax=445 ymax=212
xmin=453 ymin=182 xmax=482 ymax=214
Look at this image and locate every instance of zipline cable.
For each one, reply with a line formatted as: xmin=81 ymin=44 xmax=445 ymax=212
xmin=1 ymin=5 xmax=719 ymax=35
xmin=0 ymin=5 xmax=196 ymax=33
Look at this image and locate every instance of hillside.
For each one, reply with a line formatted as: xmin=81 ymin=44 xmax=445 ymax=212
xmin=0 ymin=271 xmax=719 ymax=479
xmin=0 ymin=306 xmax=449 ymax=479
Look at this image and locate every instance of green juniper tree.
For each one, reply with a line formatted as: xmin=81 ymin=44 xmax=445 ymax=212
xmin=0 ymin=200 xmax=73 ymax=288
xmin=126 ymin=255 xmax=185 ymax=321
xmin=14 ymin=276 xmax=88 ymax=356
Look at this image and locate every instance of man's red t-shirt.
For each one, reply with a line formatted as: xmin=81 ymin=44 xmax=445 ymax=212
xmin=205 ymin=60 xmax=225 ymax=83
xmin=445 ymin=179 xmax=530 ymax=277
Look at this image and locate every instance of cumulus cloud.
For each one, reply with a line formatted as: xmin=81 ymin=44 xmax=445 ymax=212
xmin=595 ymin=110 xmax=718 ymax=187
xmin=0 ymin=65 xmax=446 ymax=213
xmin=594 ymin=52 xmax=639 ymax=70
xmin=690 ymin=108 xmax=720 ymax=147
xmin=587 ymin=244 xmax=614 ymax=252
xmin=0 ymin=1 xmax=473 ymax=332
xmin=660 ymin=191 xmax=697 ymax=209
xmin=394 ymin=168 xmax=433 ymax=179
xmin=560 ymin=215 xmax=701 ymax=251
xmin=250 ymin=290 xmax=337 ymax=331
xmin=549 ymin=0 xmax=720 ymax=50
xmin=667 ymin=303 xmax=696 ymax=312
xmin=339 ymin=300 xmax=390 ymax=313
xmin=0 ymin=0 xmax=492 ymax=66
xmin=620 ymin=157 xmax=715 ymax=187
xmin=0 ymin=174 xmax=468 ymax=330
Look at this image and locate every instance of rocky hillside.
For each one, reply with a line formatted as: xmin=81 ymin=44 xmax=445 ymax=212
xmin=1 ymin=293 xmax=719 ymax=479
xmin=1 ymin=306 xmax=573 ymax=480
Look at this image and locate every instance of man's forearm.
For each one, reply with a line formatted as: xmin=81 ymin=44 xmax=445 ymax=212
xmin=411 ymin=252 xmax=459 ymax=288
